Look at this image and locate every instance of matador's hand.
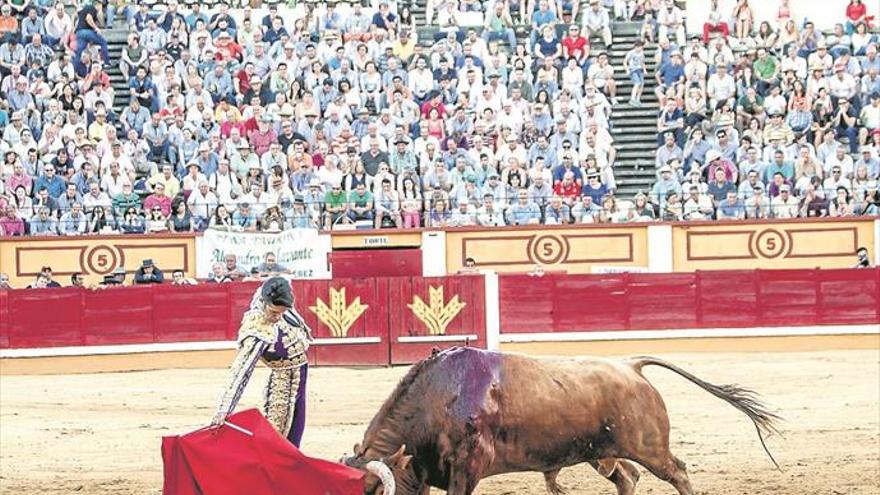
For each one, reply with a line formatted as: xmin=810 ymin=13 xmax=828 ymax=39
xmin=210 ymin=412 xmax=228 ymax=429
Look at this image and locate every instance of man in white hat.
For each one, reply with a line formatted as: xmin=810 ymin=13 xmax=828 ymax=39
xmin=854 ymin=146 xmax=879 ymax=177
xmin=707 ymin=147 xmax=739 ymax=183
xmin=861 ymin=181 xmax=879 ymax=215
xmin=650 ymin=163 xmax=683 ymax=208
xmin=770 ymin=183 xmax=799 ymax=218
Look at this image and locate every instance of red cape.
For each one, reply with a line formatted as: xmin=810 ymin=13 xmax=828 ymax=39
xmin=162 ymin=409 xmax=364 ymax=495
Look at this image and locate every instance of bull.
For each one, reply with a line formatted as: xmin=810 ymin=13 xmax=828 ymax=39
xmin=343 ymin=347 xmax=780 ymax=495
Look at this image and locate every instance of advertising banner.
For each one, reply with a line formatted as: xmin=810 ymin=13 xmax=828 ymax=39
xmin=198 ymin=229 xmax=331 ymax=279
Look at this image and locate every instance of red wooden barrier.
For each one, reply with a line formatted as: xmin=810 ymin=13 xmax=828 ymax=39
xmin=294 ymin=278 xmax=390 ymax=366
xmin=388 ymin=276 xmax=486 ymax=364
xmin=0 ymin=289 xmax=8 ymax=348
xmin=499 ymin=268 xmax=880 ymax=334
xmin=330 ymin=249 xmax=423 ymax=278
xmin=0 ymin=275 xmax=488 ymax=366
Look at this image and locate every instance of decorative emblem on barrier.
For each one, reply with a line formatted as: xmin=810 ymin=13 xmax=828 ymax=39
xmin=309 ymin=287 xmax=368 ymax=338
xmin=408 ymin=286 xmax=466 ymax=336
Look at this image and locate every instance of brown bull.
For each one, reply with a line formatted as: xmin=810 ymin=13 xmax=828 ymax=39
xmin=343 ymin=347 xmax=780 ymax=495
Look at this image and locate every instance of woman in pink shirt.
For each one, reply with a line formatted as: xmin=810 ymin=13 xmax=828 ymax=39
xmin=5 ymin=163 xmax=32 ymax=195
xmin=0 ymin=205 xmax=26 ymax=236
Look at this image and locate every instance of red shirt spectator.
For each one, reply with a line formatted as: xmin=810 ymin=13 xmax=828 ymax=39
xmin=214 ymin=34 xmax=244 ymax=63
xmin=554 ymin=179 xmax=581 ymax=202
xmin=846 ymin=0 xmax=867 ymax=24
xmin=562 ymin=27 xmax=589 ymax=62
xmin=235 ymin=66 xmax=254 ymax=97
xmin=0 ymin=206 xmax=25 ymax=236
xmin=143 ymin=193 xmax=172 ymax=217
xmin=420 ymin=95 xmax=446 ymax=119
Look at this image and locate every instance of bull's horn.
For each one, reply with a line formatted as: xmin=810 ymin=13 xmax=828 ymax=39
xmin=365 ymin=460 xmax=396 ymax=495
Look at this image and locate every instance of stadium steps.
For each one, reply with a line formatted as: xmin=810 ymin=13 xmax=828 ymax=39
xmin=104 ymin=26 xmax=131 ymax=113
xmin=607 ymin=20 xmax=659 ymax=199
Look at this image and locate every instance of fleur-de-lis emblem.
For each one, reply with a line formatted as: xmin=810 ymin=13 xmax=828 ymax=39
xmin=309 ymin=287 xmax=368 ymax=338
xmin=408 ymin=286 xmax=466 ymax=336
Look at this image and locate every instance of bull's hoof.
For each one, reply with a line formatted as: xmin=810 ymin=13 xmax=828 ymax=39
xmin=545 ymin=480 xmax=566 ymax=495
xmin=543 ymin=470 xmax=566 ymax=495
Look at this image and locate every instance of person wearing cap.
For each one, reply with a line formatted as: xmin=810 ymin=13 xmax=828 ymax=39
xmin=828 ymin=60 xmax=858 ymax=106
xmin=133 ymin=258 xmax=165 ymax=284
xmin=854 ymin=146 xmax=879 ymax=178
xmin=388 ymin=137 xmax=416 ymax=174
xmin=582 ymin=0 xmax=612 ymax=47
xmin=212 ymin=276 xmax=314 ymax=448
xmin=807 ymin=36 xmax=831 ymax=72
xmin=650 ymin=162 xmax=683 ymax=208
xmin=861 ymin=180 xmax=880 ymax=215
xmin=5 ymin=75 xmax=33 ymax=113
xmin=294 ymin=175 xmax=320 ymax=219
xmin=770 ymin=182 xmax=799 ymax=218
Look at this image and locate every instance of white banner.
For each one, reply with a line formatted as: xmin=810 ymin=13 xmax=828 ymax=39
xmin=197 ymin=229 xmax=332 ymax=280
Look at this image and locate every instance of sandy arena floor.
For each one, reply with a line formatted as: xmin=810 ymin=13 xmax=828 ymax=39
xmin=1 ymin=349 xmax=878 ymax=494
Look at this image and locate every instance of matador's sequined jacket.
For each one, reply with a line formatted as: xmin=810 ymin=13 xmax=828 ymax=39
xmin=214 ymin=289 xmax=313 ymax=436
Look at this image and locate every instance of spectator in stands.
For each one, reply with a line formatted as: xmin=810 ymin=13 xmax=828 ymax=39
xmin=207 ymin=262 xmax=232 ymax=283
xmin=29 ymin=206 xmax=57 ymax=235
xmin=73 ymin=1 xmax=109 ymax=69
xmin=171 ymin=270 xmax=197 ymax=285
xmin=583 ymin=0 xmax=612 ymax=47
xmin=223 ymin=254 xmax=247 ymax=281
xmin=58 ymin=202 xmax=86 ymax=235
xmin=347 ymin=182 xmax=374 ymax=223
xmin=134 ymin=259 xmax=165 ymax=284
xmin=256 ymin=252 xmax=289 ymax=278
xmin=26 ymin=272 xmax=50 ymax=289
xmin=682 ymin=185 xmax=715 ymax=220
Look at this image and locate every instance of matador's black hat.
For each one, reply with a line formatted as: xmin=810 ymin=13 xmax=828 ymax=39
xmin=261 ymin=277 xmax=294 ymax=308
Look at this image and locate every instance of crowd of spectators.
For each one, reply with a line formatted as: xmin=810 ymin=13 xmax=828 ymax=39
xmin=0 ymin=0 xmax=878 ymax=237
xmin=650 ymin=0 xmax=880 ymax=220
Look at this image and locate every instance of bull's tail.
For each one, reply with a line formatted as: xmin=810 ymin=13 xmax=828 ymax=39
xmin=629 ymin=356 xmax=783 ymax=470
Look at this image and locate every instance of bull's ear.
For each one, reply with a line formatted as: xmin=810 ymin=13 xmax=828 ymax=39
xmin=389 ymin=445 xmax=412 ymax=471
xmin=353 ymin=443 xmax=363 ymax=455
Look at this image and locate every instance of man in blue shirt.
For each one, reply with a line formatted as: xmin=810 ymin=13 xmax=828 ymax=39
xmin=506 ymin=189 xmax=542 ymax=225
xmin=232 ymin=202 xmax=258 ymax=232
xmin=655 ymin=51 xmax=685 ymax=100
xmin=530 ymin=0 xmax=557 ymax=46
xmin=34 ymin=164 xmax=66 ymax=199
xmin=28 ymin=207 xmax=58 ymax=236
xmin=58 ymin=202 xmax=87 ymax=235
xmin=716 ymin=190 xmax=746 ymax=220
